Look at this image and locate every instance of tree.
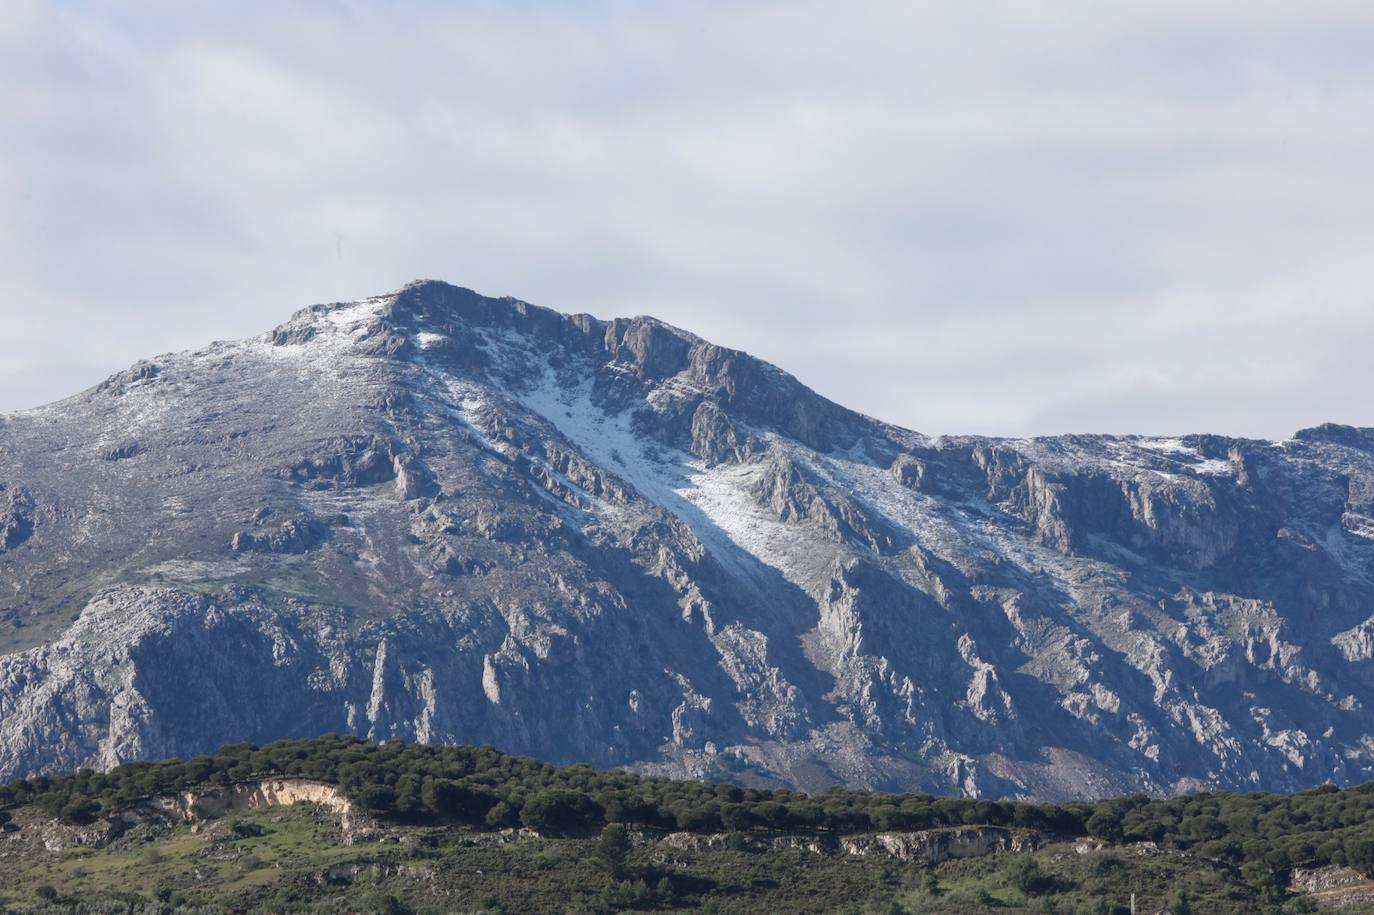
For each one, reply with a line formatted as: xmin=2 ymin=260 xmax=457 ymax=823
xmin=1346 ymin=837 xmax=1374 ymax=876
xmin=1085 ymin=809 xmax=1124 ymax=842
xmin=519 ymin=789 xmax=603 ymax=835
xmin=720 ymin=803 xmax=756 ymax=832
xmin=421 ymin=778 xmax=461 ymax=816
xmin=355 ymin=784 xmax=397 ymax=813
xmin=753 ymin=801 xmax=789 ymax=832
xmin=1011 ymin=804 xmax=1045 ymax=830
xmin=485 ymin=800 xmax=519 ymax=829
xmin=595 ymin=823 xmax=633 ymax=879
xmin=60 ymin=798 xmax=100 ymax=825
xmin=394 ymin=773 xmax=424 ymax=816
xmin=1182 ymin=814 xmax=1227 ymax=843
xmin=871 ymin=804 xmax=907 ymax=831
xmin=675 ymin=804 xmax=723 ymax=833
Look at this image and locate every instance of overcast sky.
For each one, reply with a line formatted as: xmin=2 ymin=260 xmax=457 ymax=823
xmin=3 ymin=1 xmax=1373 ymax=438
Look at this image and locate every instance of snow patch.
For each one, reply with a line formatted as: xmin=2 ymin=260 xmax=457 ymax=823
xmin=1135 ymin=438 xmax=1233 ymax=477
xmin=324 ymin=297 xmax=388 ymax=327
xmin=820 ymin=451 xmax=1000 ymax=565
xmin=509 ymin=360 xmax=814 ymax=582
xmin=1136 ymin=438 xmax=1195 ymax=456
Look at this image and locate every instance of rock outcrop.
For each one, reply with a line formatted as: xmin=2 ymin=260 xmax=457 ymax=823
xmin=32 ymin=778 xmax=375 ymax=850
xmin=655 ymin=826 xmax=1039 ymax=864
xmin=840 ymin=826 xmax=1040 ymax=863
xmin=0 ymin=484 xmax=34 ymax=552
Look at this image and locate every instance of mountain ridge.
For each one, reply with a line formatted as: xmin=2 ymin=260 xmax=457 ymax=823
xmin=2 ymin=280 xmax=1373 ymax=801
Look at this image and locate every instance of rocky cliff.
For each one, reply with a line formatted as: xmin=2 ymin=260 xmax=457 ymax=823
xmin=2 ymin=280 xmax=1373 ymax=799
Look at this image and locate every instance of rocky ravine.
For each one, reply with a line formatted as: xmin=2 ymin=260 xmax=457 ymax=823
xmin=2 ymin=280 xmax=1374 ymax=800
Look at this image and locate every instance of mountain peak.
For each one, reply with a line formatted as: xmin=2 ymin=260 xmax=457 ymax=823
xmin=261 ymin=280 xmax=872 ymax=457
xmin=1293 ymin=422 xmax=1374 ymax=452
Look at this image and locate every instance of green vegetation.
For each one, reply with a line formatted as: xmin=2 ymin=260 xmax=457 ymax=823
xmin=0 ymin=802 xmax=1289 ymax=914
xmin=0 ymin=736 xmax=1372 ymax=912
xmin=2 ymin=734 xmax=1086 ymax=837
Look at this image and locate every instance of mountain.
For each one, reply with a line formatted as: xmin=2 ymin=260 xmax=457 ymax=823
xmin=2 ymin=280 xmax=1373 ymax=800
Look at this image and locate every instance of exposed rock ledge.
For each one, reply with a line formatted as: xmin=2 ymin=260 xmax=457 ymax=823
xmin=38 ymin=778 xmax=377 ymax=850
xmin=656 ymin=825 xmax=1041 ymax=865
xmin=841 ymin=826 xmax=1041 ymax=862
xmin=1289 ymin=865 xmax=1374 ymax=909
xmin=145 ymin=778 xmax=366 ymax=832
xmin=1291 ymin=865 xmax=1369 ymax=893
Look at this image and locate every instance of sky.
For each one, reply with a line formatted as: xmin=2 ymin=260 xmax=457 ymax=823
xmin=2 ymin=1 xmax=1374 ymax=439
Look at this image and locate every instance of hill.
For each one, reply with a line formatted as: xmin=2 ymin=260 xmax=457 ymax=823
xmin=5 ymin=735 xmax=1374 ymax=913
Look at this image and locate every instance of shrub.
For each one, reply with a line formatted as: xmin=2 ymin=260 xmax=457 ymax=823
xmin=1004 ymin=855 xmax=1046 ymax=896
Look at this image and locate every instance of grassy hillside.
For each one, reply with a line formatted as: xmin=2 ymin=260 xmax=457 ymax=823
xmin=0 ymin=735 xmax=1371 ymax=913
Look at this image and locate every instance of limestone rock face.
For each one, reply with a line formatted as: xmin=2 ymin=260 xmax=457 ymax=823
xmin=2 ymin=280 xmax=1374 ymax=800
xmin=0 ymin=484 xmax=34 ymax=551
xmin=231 ymin=515 xmax=330 ymax=554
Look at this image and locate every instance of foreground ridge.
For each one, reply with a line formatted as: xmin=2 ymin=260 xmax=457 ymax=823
xmin=1 ymin=280 xmax=1373 ymax=800
xmin=1 ymin=736 xmax=1372 ymax=912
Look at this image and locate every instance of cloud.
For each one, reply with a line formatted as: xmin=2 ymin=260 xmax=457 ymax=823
xmin=1 ymin=1 xmax=1373 ymax=438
